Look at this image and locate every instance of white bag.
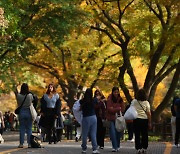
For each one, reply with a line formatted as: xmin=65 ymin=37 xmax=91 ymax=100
xmin=124 ymin=105 xmax=138 ymax=120
xmin=73 ymin=100 xmax=82 ymax=125
xmin=0 ymin=134 xmax=4 ymax=143
xmin=115 ymin=111 xmax=126 ymax=132
xmin=30 ymin=104 xmax=37 ymax=122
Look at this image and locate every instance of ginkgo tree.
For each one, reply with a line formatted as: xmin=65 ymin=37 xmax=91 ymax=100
xmin=0 ymin=0 xmax=88 ymax=98
xmin=84 ymin=0 xmax=180 ymax=121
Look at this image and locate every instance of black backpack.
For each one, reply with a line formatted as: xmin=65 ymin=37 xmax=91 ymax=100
xmin=30 ymin=135 xmax=41 ymax=148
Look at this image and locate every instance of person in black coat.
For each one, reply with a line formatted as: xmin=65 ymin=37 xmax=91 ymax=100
xmin=39 ymin=84 xmax=61 ymax=144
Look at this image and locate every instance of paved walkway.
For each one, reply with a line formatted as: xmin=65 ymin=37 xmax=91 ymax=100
xmin=0 ymin=131 xmax=179 ymax=154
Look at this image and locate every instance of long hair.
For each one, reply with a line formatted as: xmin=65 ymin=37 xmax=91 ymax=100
xmin=46 ymin=84 xmax=56 ymax=94
xmin=20 ymin=83 xmax=29 ymax=95
xmin=82 ymin=88 xmax=93 ymax=104
xmin=111 ymin=86 xmax=120 ymax=103
xmin=94 ymin=89 xmax=105 ymax=99
xmin=136 ymin=89 xmax=147 ymax=101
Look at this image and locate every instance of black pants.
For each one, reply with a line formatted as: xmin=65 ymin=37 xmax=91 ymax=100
xmin=134 ymin=118 xmax=148 ymax=150
xmin=175 ymin=118 xmax=180 ymax=145
xmin=56 ymin=129 xmax=63 ymax=142
xmin=126 ymin=122 xmax=134 ymax=140
xmin=97 ymin=117 xmax=106 ymax=147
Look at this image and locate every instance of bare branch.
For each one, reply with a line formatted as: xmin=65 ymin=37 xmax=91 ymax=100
xmin=91 ymin=26 xmax=122 ymax=46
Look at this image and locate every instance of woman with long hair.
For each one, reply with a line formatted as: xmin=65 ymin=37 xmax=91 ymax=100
xmin=80 ymin=88 xmax=100 ymax=154
xmin=16 ymin=83 xmax=34 ymax=148
xmin=39 ymin=84 xmax=61 ymax=144
xmin=94 ymin=89 xmax=106 ymax=149
xmin=106 ymin=86 xmax=125 ymax=152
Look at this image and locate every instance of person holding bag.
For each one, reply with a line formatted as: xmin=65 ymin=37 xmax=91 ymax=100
xmin=106 ymin=87 xmax=125 ymax=152
xmin=16 ymin=83 xmax=35 ymax=148
xmin=132 ymin=89 xmax=152 ymax=154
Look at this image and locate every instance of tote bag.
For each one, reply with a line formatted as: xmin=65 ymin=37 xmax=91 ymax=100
xmin=115 ymin=111 xmax=126 ymax=132
xmin=30 ymin=104 xmax=37 ymax=122
xmin=124 ymin=105 xmax=138 ymax=120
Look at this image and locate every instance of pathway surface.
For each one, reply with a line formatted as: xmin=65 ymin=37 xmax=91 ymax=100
xmin=0 ymin=131 xmax=179 ymax=154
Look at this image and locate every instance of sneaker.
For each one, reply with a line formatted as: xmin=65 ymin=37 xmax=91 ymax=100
xmin=18 ymin=144 xmax=23 ymax=148
xmin=92 ymin=150 xmax=100 ymax=154
xmin=175 ymin=144 xmax=179 ymax=148
xmin=28 ymin=144 xmax=31 ymax=148
xmin=141 ymin=149 xmax=147 ymax=153
xmin=130 ymin=139 xmax=135 ymax=143
xmin=82 ymin=150 xmax=86 ymax=153
xmin=75 ymin=137 xmax=79 ymax=142
xmin=100 ymin=146 xmax=104 ymax=149
xmin=112 ymin=149 xmax=117 ymax=152
xmin=136 ymin=149 xmax=141 ymax=154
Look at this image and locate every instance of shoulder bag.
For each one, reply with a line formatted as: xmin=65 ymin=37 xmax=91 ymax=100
xmin=115 ymin=111 xmax=126 ymax=132
xmin=30 ymin=103 xmax=37 ymax=122
xmin=15 ymin=94 xmax=28 ymax=114
xmin=124 ymin=105 xmax=138 ymax=120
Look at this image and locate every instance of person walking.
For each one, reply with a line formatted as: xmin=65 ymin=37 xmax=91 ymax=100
xmin=80 ymin=88 xmax=100 ymax=154
xmin=39 ymin=83 xmax=61 ymax=144
xmin=94 ymin=89 xmax=106 ymax=149
xmin=171 ymin=96 xmax=178 ymax=146
xmin=16 ymin=83 xmax=35 ymax=148
xmin=106 ymin=86 xmax=125 ymax=152
xmin=174 ymin=97 xmax=180 ymax=147
xmin=132 ymin=89 xmax=152 ymax=154
xmin=73 ymin=99 xmax=82 ymax=142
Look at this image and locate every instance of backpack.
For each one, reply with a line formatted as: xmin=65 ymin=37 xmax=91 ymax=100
xmin=30 ymin=135 xmax=41 ymax=148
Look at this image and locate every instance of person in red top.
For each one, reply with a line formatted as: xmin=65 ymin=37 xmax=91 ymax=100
xmin=94 ymin=89 xmax=106 ymax=149
xmin=106 ymin=87 xmax=125 ymax=152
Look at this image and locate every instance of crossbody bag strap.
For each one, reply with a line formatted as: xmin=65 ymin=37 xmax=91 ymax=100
xmin=138 ymin=101 xmax=146 ymax=113
xmin=19 ymin=94 xmax=28 ymax=108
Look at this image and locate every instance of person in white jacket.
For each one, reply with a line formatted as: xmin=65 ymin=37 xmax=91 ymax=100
xmin=73 ymin=99 xmax=82 ymax=142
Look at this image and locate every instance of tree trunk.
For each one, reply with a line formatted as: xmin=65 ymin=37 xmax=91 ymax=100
xmin=152 ymin=60 xmax=180 ymax=121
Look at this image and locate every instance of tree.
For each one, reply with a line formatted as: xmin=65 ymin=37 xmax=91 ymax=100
xmin=85 ymin=0 xmax=180 ymax=121
xmin=0 ymin=0 xmax=88 ymax=98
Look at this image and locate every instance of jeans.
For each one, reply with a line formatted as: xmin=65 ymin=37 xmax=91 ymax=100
xmin=109 ymin=121 xmax=121 ymax=150
xmin=81 ymin=115 xmax=98 ymax=151
xmin=19 ymin=108 xmax=32 ymax=145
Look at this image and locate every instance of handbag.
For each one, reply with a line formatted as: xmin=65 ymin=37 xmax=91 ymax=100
xmin=124 ymin=105 xmax=138 ymax=120
xmin=115 ymin=111 xmax=126 ymax=132
xmin=30 ymin=135 xmax=41 ymax=148
xmin=15 ymin=94 xmax=28 ymax=114
xmin=30 ymin=103 xmax=37 ymax=122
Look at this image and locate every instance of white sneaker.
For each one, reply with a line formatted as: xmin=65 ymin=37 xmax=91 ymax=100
xmin=141 ymin=149 xmax=147 ymax=153
xmin=136 ymin=149 xmax=141 ymax=154
xmin=130 ymin=139 xmax=135 ymax=143
xmin=92 ymin=150 xmax=100 ymax=154
xmin=112 ymin=149 xmax=117 ymax=152
xmin=82 ymin=150 xmax=86 ymax=153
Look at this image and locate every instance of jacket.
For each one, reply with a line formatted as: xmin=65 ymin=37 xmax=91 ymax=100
xmin=106 ymin=94 xmax=124 ymax=121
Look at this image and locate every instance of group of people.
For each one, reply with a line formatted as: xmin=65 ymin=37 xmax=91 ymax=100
xmin=15 ymin=83 xmax=62 ymax=148
xmin=73 ymin=87 xmax=152 ymax=154
xmin=2 ymin=82 xmax=179 ymax=154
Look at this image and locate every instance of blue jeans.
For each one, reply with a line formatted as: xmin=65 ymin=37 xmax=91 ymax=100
xmin=109 ymin=121 xmax=121 ymax=150
xmin=19 ymin=108 xmax=32 ymax=145
xmin=81 ymin=115 xmax=98 ymax=151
